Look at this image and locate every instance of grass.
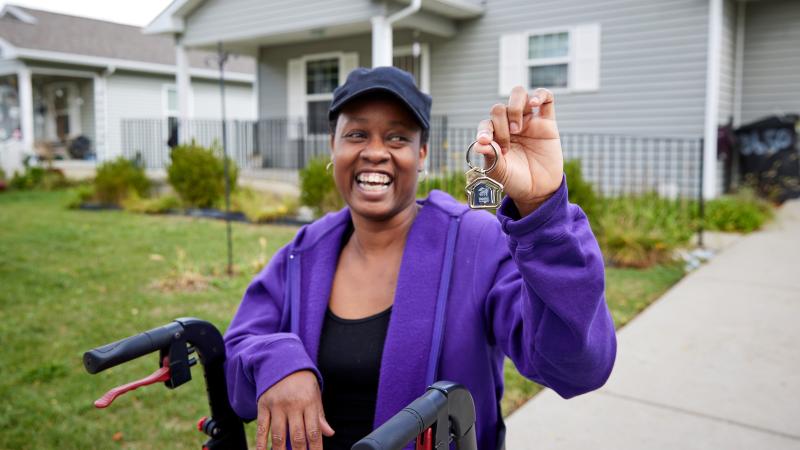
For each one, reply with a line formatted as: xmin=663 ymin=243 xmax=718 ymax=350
xmin=0 ymin=189 xmax=685 ymax=449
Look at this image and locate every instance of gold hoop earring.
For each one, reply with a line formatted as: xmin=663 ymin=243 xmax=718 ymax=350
xmin=326 ymin=161 xmax=333 ymax=173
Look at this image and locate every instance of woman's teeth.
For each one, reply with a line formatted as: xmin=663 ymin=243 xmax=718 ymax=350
xmin=356 ymin=172 xmax=392 ymax=192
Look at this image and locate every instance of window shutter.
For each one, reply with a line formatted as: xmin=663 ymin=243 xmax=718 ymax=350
xmin=571 ymin=23 xmax=601 ymax=92
xmin=340 ymin=52 xmax=359 ymax=82
xmin=287 ymin=57 xmax=305 ymax=120
xmin=498 ymin=32 xmax=526 ymax=96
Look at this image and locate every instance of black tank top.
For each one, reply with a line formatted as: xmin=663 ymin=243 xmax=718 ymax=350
xmin=317 ymin=306 xmax=392 ymax=450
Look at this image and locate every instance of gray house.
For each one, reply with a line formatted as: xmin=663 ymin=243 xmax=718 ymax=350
xmin=0 ymin=4 xmax=256 ymax=174
xmin=146 ymin=0 xmax=800 ymax=198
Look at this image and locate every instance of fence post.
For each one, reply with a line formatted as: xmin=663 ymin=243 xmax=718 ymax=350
xmin=697 ymin=137 xmax=705 ymax=248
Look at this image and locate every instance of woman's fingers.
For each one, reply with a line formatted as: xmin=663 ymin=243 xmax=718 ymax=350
xmin=256 ymin=409 xmax=270 ymax=450
xmin=529 ymin=87 xmax=556 ymax=120
xmin=303 ymin=406 xmax=325 ymax=450
xmin=288 ymin=411 xmax=308 ymax=450
xmin=270 ymin=410 xmax=287 ymax=450
xmin=490 ymin=103 xmax=511 ymax=150
xmin=507 ymin=86 xmax=529 ymax=134
xmin=319 ymin=409 xmax=335 ymax=437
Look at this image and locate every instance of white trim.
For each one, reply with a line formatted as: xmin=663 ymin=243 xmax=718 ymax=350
xmin=162 ymin=83 xmax=194 ymax=119
xmin=0 ymin=5 xmax=37 ymax=24
xmin=704 ymin=0 xmax=722 ymax=199
xmin=17 ymin=66 xmax=34 ymax=151
xmin=733 ymin=0 xmax=746 ymax=127
xmin=13 ymin=47 xmax=255 ymax=83
xmin=524 ymin=27 xmax=573 ymax=93
xmin=93 ymin=74 xmax=108 ymax=160
xmin=393 ymin=44 xmax=431 ymax=93
xmin=28 ymin=67 xmax=96 ymax=79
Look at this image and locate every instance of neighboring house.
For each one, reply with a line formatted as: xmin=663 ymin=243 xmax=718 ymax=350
xmin=146 ymin=0 xmax=800 ymax=198
xmin=0 ymin=4 xmax=256 ymax=173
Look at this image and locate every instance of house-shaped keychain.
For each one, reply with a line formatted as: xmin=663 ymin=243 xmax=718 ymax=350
xmin=465 ymin=176 xmax=504 ymax=209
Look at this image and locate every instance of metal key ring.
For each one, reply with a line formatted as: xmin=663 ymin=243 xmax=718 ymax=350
xmin=466 ymin=140 xmax=499 ymax=174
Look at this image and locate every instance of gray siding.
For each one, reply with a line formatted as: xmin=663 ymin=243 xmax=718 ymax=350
xmin=183 ymin=0 xmax=380 ymax=47
xmin=79 ymin=79 xmax=95 ymax=149
xmin=719 ymin=0 xmax=737 ymax=125
xmin=740 ymin=0 xmax=800 ymax=124
xmin=105 ymin=72 xmax=254 ymax=159
xmin=257 ymin=34 xmax=374 ymax=118
xmin=430 ymin=0 xmax=710 ymax=136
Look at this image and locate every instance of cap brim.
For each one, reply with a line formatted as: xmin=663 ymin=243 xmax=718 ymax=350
xmin=328 ymin=86 xmax=429 ymax=130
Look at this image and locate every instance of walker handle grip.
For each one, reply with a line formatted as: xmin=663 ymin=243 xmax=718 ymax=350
xmin=83 ymin=322 xmax=183 ymax=374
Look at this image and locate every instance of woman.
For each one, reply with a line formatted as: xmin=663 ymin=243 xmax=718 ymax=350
xmin=224 ymin=67 xmax=616 ymax=450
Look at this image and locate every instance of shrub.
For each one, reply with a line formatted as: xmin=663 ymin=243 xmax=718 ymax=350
xmin=231 ymin=188 xmax=299 ymax=223
xmin=168 ymin=142 xmax=238 ymax=208
xmin=563 ymin=159 xmax=600 ymax=227
xmin=122 ymin=192 xmax=182 ymax=214
xmin=8 ymin=166 xmax=69 ymax=191
xmin=597 ymin=194 xmax=695 ymax=268
xmin=66 ymin=184 xmax=96 ymax=209
xmin=299 ymin=157 xmax=342 ymax=215
xmin=702 ymin=188 xmax=774 ymax=233
xmin=94 ymin=158 xmax=150 ymax=205
xmin=417 ymin=171 xmax=467 ymax=201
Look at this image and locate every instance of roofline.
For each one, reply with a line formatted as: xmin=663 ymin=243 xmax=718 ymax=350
xmin=9 ymin=46 xmax=254 ymax=83
xmin=143 ymin=0 xmax=205 ymax=35
xmin=0 ymin=5 xmax=38 ymax=24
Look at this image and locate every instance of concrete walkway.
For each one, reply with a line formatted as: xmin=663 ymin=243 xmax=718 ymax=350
xmin=506 ymin=201 xmax=800 ymax=449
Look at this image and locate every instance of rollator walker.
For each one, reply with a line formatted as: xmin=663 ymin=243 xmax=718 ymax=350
xmin=84 ymin=317 xmax=478 ymax=450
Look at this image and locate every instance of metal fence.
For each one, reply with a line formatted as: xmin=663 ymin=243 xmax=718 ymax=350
xmin=120 ymin=118 xmax=704 ymax=198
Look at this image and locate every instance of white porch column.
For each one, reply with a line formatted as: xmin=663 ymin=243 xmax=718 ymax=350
xmin=703 ymin=0 xmax=722 ymax=199
xmin=371 ymin=15 xmax=393 ymax=67
xmin=17 ymin=66 xmax=33 ymax=152
xmin=175 ymin=38 xmax=191 ymax=141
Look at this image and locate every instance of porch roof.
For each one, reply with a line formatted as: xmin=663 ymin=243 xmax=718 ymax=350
xmin=0 ymin=5 xmax=255 ymax=75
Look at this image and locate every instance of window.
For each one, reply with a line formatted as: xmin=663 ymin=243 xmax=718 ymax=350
xmin=305 ymin=58 xmax=339 ymax=134
xmin=499 ymin=24 xmax=600 ymax=96
xmin=526 ymin=31 xmax=570 ymax=89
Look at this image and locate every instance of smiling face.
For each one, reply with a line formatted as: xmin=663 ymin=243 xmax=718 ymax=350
xmin=330 ymin=93 xmax=428 ymax=222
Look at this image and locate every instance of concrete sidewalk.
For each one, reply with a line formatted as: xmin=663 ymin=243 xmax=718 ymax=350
xmin=506 ymin=202 xmax=800 ymax=449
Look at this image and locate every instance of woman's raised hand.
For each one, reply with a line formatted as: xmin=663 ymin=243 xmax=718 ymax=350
xmin=256 ymin=370 xmax=334 ymax=450
xmin=474 ymin=86 xmax=564 ymax=216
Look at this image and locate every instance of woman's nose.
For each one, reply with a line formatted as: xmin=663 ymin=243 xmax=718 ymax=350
xmin=361 ymin=138 xmax=390 ymax=163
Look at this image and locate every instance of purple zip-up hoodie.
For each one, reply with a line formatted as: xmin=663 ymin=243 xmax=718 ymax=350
xmin=224 ymin=177 xmax=616 ymax=449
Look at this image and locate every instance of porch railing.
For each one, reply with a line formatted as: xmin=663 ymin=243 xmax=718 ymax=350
xmin=120 ymin=117 xmax=706 ymax=198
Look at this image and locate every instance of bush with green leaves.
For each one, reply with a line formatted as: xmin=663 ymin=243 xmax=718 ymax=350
xmin=122 ymin=192 xmax=182 ymax=214
xmin=299 ymin=157 xmax=342 ymax=215
xmin=702 ymin=189 xmax=773 ymax=233
xmin=231 ymin=187 xmax=299 ymax=223
xmin=596 ymin=194 xmax=695 ymax=268
xmin=417 ymin=171 xmax=467 ymax=201
xmin=167 ymin=142 xmax=238 ymax=208
xmin=563 ymin=159 xmax=600 ymax=227
xmin=93 ymin=157 xmax=150 ymax=205
xmin=9 ymin=166 xmax=70 ymax=191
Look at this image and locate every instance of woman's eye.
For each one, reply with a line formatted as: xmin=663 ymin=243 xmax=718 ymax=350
xmin=344 ymin=131 xmax=366 ymax=139
xmin=388 ymin=135 xmax=410 ymax=143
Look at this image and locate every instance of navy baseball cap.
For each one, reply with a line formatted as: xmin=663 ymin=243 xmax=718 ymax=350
xmin=328 ymin=66 xmax=432 ymax=130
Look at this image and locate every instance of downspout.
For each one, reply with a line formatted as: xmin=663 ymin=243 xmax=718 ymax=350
xmin=703 ymin=0 xmax=722 ymax=199
xmin=372 ymin=0 xmax=422 ymax=67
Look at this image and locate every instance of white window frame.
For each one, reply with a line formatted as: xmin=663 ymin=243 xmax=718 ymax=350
xmin=161 ymin=83 xmax=193 ymax=119
xmin=393 ymin=44 xmax=431 ymax=94
xmin=300 ymin=52 xmax=346 ymax=135
xmin=524 ymin=26 xmax=573 ymax=94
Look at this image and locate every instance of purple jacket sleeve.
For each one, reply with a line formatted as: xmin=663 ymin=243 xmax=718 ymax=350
xmin=479 ymin=176 xmax=616 ymax=398
xmin=223 ymin=245 xmax=322 ymax=420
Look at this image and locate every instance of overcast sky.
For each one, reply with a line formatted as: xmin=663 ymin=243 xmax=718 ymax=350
xmin=0 ymin=0 xmax=173 ymax=27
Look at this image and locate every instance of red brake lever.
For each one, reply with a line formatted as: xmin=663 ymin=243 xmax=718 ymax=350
xmin=415 ymin=427 xmax=433 ymax=450
xmin=93 ymin=357 xmax=171 ymax=409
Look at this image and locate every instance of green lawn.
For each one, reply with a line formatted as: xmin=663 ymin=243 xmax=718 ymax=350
xmin=0 ymin=190 xmax=684 ymax=449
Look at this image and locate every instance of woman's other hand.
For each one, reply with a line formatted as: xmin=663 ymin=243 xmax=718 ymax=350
xmin=256 ymin=370 xmax=334 ymax=450
xmin=474 ymin=86 xmax=564 ymax=216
